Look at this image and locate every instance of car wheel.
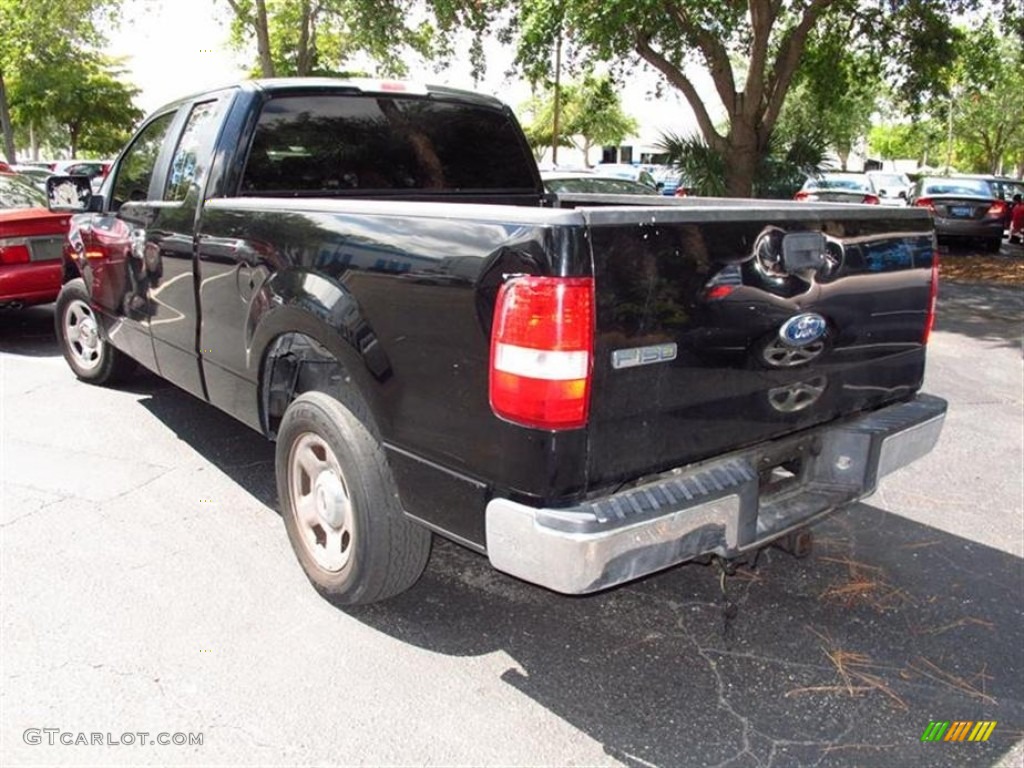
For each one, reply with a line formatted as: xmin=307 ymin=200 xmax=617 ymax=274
xmin=984 ymin=237 xmax=1003 ymax=253
xmin=276 ymin=391 xmax=431 ymax=605
xmin=55 ymin=278 xmax=136 ymax=385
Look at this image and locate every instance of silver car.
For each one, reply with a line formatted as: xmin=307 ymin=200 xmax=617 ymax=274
xmin=909 ymin=177 xmax=1005 ymax=252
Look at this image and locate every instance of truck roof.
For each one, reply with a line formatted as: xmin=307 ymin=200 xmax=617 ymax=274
xmin=152 ymin=78 xmax=508 ymax=116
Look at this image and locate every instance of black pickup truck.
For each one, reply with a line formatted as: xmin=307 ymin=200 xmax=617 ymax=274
xmin=47 ymin=79 xmax=947 ymax=605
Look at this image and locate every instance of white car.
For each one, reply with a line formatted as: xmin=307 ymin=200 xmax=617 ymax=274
xmin=866 ymin=171 xmax=912 ymax=206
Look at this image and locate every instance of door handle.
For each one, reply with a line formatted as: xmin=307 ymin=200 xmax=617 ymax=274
xmin=130 ymin=228 xmax=146 ymax=260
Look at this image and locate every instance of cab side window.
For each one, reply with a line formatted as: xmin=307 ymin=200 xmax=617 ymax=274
xmin=165 ymin=100 xmax=223 ymax=202
xmin=111 ymin=112 xmax=175 ymax=210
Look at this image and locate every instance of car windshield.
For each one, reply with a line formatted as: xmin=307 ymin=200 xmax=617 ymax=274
xmin=805 ymin=176 xmax=871 ymax=192
xmin=0 ymin=174 xmax=46 ymax=209
xmin=921 ymin=178 xmax=993 ymax=197
xmin=870 ymin=174 xmax=907 ymax=187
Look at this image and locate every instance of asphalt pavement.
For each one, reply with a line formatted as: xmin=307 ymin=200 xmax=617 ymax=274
xmin=1 ymin=277 xmax=1022 ymax=767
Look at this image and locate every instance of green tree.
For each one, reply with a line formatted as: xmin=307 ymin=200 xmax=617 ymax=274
xmin=0 ymin=0 xmax=121 ymax=163
xmin=774 ymin=28 xmax=878 ymax=170
xmin=502 ymin=0 xmax=1011 ymax=197
xmin=949 ymin=27 xmax=1024 ymax=174
xmin=658 ymin=130 xmax=825 ymax=198
xmin=867 ymin=120 xmax=944 ymax=167
xmin=520 ymin=74 xmax=638 ymax=165
xmin=9 ymin=51 xmax=142 ymax=158
xmin=222 ymin=0 xmax=441 ymax=78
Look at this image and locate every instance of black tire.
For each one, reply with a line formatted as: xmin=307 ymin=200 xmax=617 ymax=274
xmin=984 ymin=237 xmax=1003 ymax=253
xmin=275 ymin=391 xmax=431 ymax=605
xmin=54 ymin=278 xmax=136 ymax=385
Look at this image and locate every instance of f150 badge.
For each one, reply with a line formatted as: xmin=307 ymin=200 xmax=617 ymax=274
xmin=779 ymin=313 xmax=827 ymax=347
xmin=612 ymin=343 xmax=678 ymax=369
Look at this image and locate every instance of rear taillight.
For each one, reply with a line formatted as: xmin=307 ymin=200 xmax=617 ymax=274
xmin=489 ymin=276 xmax=594 ymax=430
xmin=704 ymin=285 xmax=736 ymax=300
xmin=674 ymin=188 xmax=688 ymax=198
xmin=862 ymin=194 xmax=881 ymax=205
xmin=923 ymin=252 xmax=939 ymax=344
xmin=914 ymin=197 xmax=935 ymax=211
xmin=987 ymin=200 xmax=1007 ymax=218
xmin=794 ymin=191 xmax=811 ymax=201
xmin=0 ymin=243 xmax=31 ymax=264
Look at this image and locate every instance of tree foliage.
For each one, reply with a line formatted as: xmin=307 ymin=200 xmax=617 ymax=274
xmin=9 ymin=53 xmax=143 ymax=158
xmin=658 ymin=130 xmax=826 ymax=199
xmin=519 ymin=74 xmax=638 ymax=165
xmin=222 ymin=0 xmax=444 ymax=78
xmin=869 ymin=23 xmax=1024 ymax=175
xmin=0 ymin=0 xmax=122 ymax=162
xmin=774 ymin=26 xmax=878 ymax=170
xmin=949 ymin=26 xmax=1024 ymax=174
xmin=499 ymin=0 xmax=1013 ymax=196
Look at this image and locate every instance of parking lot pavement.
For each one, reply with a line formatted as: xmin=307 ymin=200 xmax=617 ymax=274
xmin=1 ymin=283 xmax=1022 ymax=767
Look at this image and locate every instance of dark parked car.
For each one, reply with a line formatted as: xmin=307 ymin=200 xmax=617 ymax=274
xmin=968 ymin=175 xmax=1024 ymax=231
xmin=909 ymin=176 xmax=1006 ymax=252
xmin=795 ymin=173 xmax=880 ymax=205
xmin=0 ymin=173 xmax=70 ymax=308
xmin=541 ymin=171 xmax=660 ymax=195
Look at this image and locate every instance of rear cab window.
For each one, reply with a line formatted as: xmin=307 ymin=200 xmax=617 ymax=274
xmin=239 ymin=93 xmax=538 ymax=195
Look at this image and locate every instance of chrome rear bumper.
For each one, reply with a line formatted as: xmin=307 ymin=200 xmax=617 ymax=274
xmin=486 ymin=394 xmax=947 ymax=594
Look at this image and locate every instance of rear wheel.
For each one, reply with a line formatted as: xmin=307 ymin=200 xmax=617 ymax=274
xmin=55 ymin=278 xmax=136 ymax=385
xmin=984 ymin=237 xmax=1003 ymax=253
xmin=276 ymin=391 xmax=431 ymax=605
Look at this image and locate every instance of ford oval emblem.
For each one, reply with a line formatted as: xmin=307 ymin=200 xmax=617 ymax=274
xmin=779 ymin=313 xmax=828 ymax=347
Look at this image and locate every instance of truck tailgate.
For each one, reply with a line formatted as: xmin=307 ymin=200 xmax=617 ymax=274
xmin=575 ymin=202 xmax=936 ymax=493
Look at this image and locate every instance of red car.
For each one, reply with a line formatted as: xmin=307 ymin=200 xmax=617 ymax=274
xmin=0 ymin=173 xmax=71 ymax=308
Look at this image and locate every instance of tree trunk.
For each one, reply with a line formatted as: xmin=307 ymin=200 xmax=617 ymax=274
xmin=837 ymin=148 xmax=850 ymax=170
xmin=69 ymin=125 xmax=79 ymax=158
xmin=29 ymin=122 xmax=38 ymax=159
xmin=255 ymin=0 xmax=275 ymax=77
xmin=724 ymin=124 xmax=758 ymax=197
xmin=0 ymin=68 xmax=17 ymax=164
xmin=296 ymin=0 xmax=313 ymax=76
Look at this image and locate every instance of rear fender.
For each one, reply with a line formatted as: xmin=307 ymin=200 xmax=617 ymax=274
xmin=248 ymin=270 xmax=391 ymax=438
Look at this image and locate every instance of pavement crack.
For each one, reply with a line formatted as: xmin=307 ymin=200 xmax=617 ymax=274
xmin=0 ymin=492 xmax=73 ymax=528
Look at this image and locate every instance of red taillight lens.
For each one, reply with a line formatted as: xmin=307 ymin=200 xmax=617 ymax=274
xmin=674 ymin=187 xmax=688 ymax=197
xmin=923 ymin=252 xmax=940 ymax=344
xmin=862 ymin=194 xmax=881 ymax=205
xmin=987 ymin=200 xmax=1007 ymax=218
xmin=794 ymin=191 xmax=810 ymax=201
xmin=704 ymin=285 xmax=736 ymax=300
xmin=0 ymin=243 xmax=31 ymax=264
xmin=489 ymin=276 xmax=594 ymax=430
xmin=914 ymin=197 xmax=935 ymax=211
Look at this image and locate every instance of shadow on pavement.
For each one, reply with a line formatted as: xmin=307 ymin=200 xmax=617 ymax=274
xmin=133 ymin=378 xmax=278 ymax=509
xmin=0 ymin=304 xmax=61 ymax=357
xmin=346 ymin=506 xmax=1022 ymax=768
xmin=112 ymin=360 xmax=1022 ymax=767
xmin=936 ymin=281 xmax=1023 ymax=350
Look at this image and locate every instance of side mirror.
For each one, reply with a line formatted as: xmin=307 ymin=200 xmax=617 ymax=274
xmin=46 ymin=175 xmax=94 ymax=212
xmin=899 ymin=190 xmax=907 ymax=199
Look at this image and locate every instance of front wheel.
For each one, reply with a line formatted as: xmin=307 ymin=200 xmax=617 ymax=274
xmin=276 ymin=391 xmax=431 ymax=605
xmin=55 ymin=278 xmax=136 ymax=385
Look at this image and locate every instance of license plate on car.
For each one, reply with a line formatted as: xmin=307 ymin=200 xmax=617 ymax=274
xmin=950 ymin=206 xmax=972 ymax=217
